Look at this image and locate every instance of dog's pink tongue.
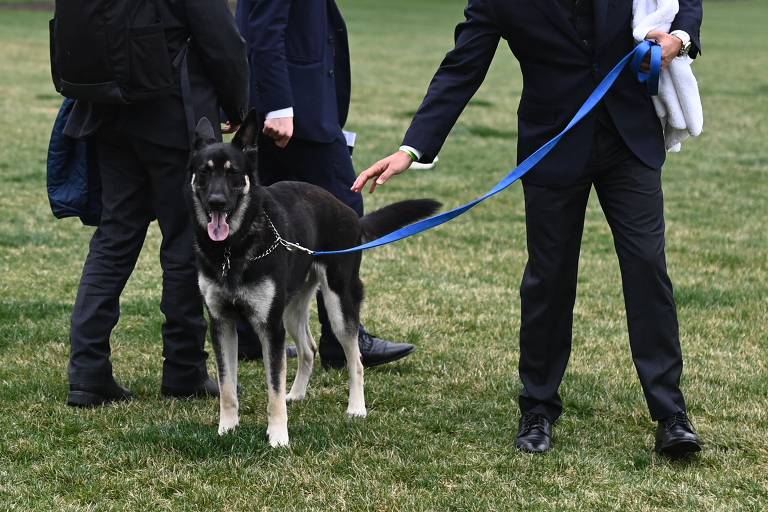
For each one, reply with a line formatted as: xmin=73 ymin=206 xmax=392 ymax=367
xmin=207 ymin=212 xmax=230 ymax=242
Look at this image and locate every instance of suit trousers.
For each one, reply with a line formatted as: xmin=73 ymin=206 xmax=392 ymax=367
xmin=68 ymin=132 xmax=209 ymax=388
xmin=518 ymin=128 xmax=687 ymax=422
xmin=238 ymin=134 xmax=364 ymax=351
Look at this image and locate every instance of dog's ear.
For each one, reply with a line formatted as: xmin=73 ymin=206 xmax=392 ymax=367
xmin=232 ymin=109 xmax=262 ymax=150
xmin=194 ymin=117 xmax=217 ymax=150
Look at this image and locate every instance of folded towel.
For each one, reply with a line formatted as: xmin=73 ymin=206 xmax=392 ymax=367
xmin=632 ymin=0 xmax=703 ymax=152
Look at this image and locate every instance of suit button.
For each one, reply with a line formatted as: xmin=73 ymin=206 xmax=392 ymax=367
xmin=328 ymin=35 xmax=334 ymax=44
xmin=329 ymin=70 xmax=335 ymax=77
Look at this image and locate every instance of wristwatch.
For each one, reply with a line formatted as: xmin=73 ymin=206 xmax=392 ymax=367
xmin=671 ymin=34 xmax=693 ymax=58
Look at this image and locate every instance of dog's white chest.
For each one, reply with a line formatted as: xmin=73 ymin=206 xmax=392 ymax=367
xmin=199 ymin=274 xmax=276 ymax=325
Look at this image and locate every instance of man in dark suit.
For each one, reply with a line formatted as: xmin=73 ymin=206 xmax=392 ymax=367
xmin=354 ymin=0 xmax=703 ymax=456
xmin=65 ymin=0 xmax=249 ymax=407
xmin=234 ymin=0 xmax=416 ymax=369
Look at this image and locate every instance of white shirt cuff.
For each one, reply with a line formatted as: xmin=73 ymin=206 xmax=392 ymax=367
xmin=266 ymin=107 xmax=294 ymax=120
xmin=670 ymin=30 xmax=691 ymax=46
xmin=399 ymin=145 xmax=423 ymax=161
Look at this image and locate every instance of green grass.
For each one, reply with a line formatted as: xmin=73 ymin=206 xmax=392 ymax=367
xmin=1 ymin=1 xmax=767 ymax=510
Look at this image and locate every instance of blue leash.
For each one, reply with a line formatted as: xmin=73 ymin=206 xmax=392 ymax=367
xmin=313 ymin=41 xmax=662 ymax=256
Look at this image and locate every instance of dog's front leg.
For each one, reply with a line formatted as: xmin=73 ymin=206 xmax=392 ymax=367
xmin=255 ymin=318 xmax=289 ymax=447
xmin=210 ymin=312 xmax=240 ymax=435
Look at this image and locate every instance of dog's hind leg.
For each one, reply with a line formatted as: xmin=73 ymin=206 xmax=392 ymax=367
xmin=252 ymin=313 xmax=290 ymax=448
xmin=318 ymin=266 xmax=366 ymax=418
xmin=284 ymin=279 xmax=319 ymax=402
xmin=209 ymin=312 xmax=240 ymax=436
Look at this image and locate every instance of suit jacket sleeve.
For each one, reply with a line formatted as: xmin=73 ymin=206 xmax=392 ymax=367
xmin=671 ymin=0 xmax=703 ymax=57
xmin=185 ymin=0 xmax=250 ymax=124
xmin=402 ymin=0 xmax=501 ymax=162
xmin=246 ymin=0 xmax=294 ymax=114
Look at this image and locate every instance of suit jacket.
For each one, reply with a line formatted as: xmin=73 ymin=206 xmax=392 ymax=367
xmin=236 ymin=0 xmax=351 ymax=143
xmin=402 ymin=0 xmax=703 ymax=186
xmin=64 ymin=0 xmax=249 ymax=150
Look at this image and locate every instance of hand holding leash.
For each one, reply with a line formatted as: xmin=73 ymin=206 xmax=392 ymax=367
xmin=644 ymin=30 xmax=682 ymax=70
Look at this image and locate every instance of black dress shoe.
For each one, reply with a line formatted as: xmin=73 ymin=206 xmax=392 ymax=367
xmin=67 ymin=379 xmax=134 ymax=408
xmin=238 ymin=344 xmax=298 ymax=361
xmin=655 ymin=411 xmax=702 ymax=458
xmin=515 ymin=412 xmax=553 ymax=453
xmin=161 ymin=377 xmax=220 ymax=399
xmin=320 ymin=329 xmax=415 ymax=370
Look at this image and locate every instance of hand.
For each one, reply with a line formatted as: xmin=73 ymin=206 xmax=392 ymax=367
xmin=352 ymin=151 xmax=413 ymax=194
xmin=263 ymin=117 xmax=294 ymax=148
xmin=221 ymin=122 xmax=239 ymax=134
xmin=644 ymin=30 xmax=683 ymax=70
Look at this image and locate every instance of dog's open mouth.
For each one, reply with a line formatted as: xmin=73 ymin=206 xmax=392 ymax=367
xmin=207 ymin=211 xmax=230 ymax=242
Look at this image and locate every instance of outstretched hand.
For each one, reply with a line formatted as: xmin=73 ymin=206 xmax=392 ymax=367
xmin=352 ymin=151 xmax=413 ymax=193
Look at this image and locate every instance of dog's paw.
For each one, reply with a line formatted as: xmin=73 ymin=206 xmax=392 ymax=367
xmin=286 ymin=390 xmax=306 ymax=402
xmin=346 ymin=406 xmax=367 ymax=418
xmin=267 ymin=425 xmax=290 ymax=447
xmin=218 ymin=414 xmax=240 ymax=436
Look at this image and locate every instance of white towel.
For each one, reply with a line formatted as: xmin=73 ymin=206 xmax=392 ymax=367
xmin=632 ymin=0 xmax=703 ymax=152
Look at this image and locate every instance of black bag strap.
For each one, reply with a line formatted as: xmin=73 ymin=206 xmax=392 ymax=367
xmin=172 ymin=38 xmax=196 ymax=149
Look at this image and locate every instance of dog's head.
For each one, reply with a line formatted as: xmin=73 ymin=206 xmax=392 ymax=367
xmin=188 ymin=111 xmax=263 ymax=242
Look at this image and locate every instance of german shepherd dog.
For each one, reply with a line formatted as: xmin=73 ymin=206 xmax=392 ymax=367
xmin=186 ymin=112 xmax=440 ymax=447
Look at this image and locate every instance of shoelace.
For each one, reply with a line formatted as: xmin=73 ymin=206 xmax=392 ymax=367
xmin=665 ymin=411 xmax=691 ymax=432
xmin=520 ymin=413 xmax=548 ymax=433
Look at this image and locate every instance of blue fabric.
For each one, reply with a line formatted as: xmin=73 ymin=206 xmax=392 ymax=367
xmin=235 ymin=0 xmax=351 ymax=144
xmin=314 ymin=41 xmax=661 ymax=256
xmin=47 ymin=99 xmax=101 ymax=226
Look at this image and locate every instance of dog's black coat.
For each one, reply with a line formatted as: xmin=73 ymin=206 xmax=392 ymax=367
xmin=185 ymin=111 xmax=440 ymax=444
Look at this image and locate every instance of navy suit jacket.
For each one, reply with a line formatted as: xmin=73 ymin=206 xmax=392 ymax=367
xmin=403 ymin=0 xmax=703 ymax=186
xmin=236 ymin=0 xmax=351 ymax=143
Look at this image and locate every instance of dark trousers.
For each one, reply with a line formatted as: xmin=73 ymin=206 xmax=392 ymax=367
xmin=518 ymin=128 xmax=686 ymax=422
xmin=68 ymin=133 xmax=208 ymax=388
xmin=238 ymin=134 xmax=364 ymax=350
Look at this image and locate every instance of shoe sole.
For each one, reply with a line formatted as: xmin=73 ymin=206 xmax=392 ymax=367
xmin=321 ymin=346 xmax=416 ymax=371
xmin=656 ymin=440 xmax=702 ymax=458
xmin=67 ymin=390 xmax=131 ymax=408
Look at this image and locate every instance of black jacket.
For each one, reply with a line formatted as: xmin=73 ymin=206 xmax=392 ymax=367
xmin=65 ymin=0 xmax=249 ymax=150
xmin=402 ymin=0 xmax=703 ymax=186
xmin=236 ymin=0 xmax=351 ymax=143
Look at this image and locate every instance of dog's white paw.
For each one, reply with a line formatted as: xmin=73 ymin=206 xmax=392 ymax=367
xmin=218 ymin=413 xmax=239 ymax=436
xmin=267 ymin=425 xmax=290 ymax=447
xmin=286 ymin=390 xmax=306 ymax=402
xmin=346 ymin=406 xmax=367 ymax=418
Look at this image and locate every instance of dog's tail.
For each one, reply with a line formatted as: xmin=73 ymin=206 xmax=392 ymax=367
xmin=360 ymin=199 xmax=442 ymax=244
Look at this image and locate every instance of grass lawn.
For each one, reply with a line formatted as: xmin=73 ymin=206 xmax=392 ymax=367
xmin=1 ymin=1 xmax=767 ymax=510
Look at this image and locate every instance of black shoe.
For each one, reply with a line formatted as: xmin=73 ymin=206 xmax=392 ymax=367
xmin=67 ymin=379 xmax=134 ymax=408
xmin=515 ymin=412 xmax=553 ymax=453
xmin=320 ymin=329 xmax=416 ymax=370
xmin=161 ymin=377 xmax=220 ymax=399
xmin=655 ymin=411 xmax=702 ymax=458
xmin=238 ymin=344 xmax=298 ymax=361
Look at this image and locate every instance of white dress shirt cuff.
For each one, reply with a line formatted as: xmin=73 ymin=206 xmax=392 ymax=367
xmin=399 ymin=145 xmax=423 ymax=161
xmin=266 ymin=107 xmax=294 ymax=120
xmin=670 ymin=30 xmax=691 ymax=47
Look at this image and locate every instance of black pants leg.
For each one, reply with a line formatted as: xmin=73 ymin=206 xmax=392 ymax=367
xmin=239 ymin=135 xmax=364 ymax=352
xmin=69 ymin=137 xmax=152 ymax=385
xmin=518 ymin=180 xmax=591 ymax=421
xmin=69 ymin=135 xmax=208 ymax=388
xmin=140 ymin=140 xmax=209 ymax=388
xmin=593 ymin=160 xmax=685 ymax=420
xmin=518 ymin=155 xmax=687 ymax=422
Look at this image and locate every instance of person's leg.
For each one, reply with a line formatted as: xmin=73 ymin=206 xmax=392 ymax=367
xmin=68 ymin=136 xmax=151 ymax=395
xmin=518 ymin=180 xmax=592 ymax=422
xmin=593 ymin=159 xmax=686 ymax=420
xmin=138 ymin=140 xmax=210 ymax=392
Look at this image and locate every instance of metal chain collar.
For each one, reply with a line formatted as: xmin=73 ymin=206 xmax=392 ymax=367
xmin=220 ymin=211 xmax=314 ymax=279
